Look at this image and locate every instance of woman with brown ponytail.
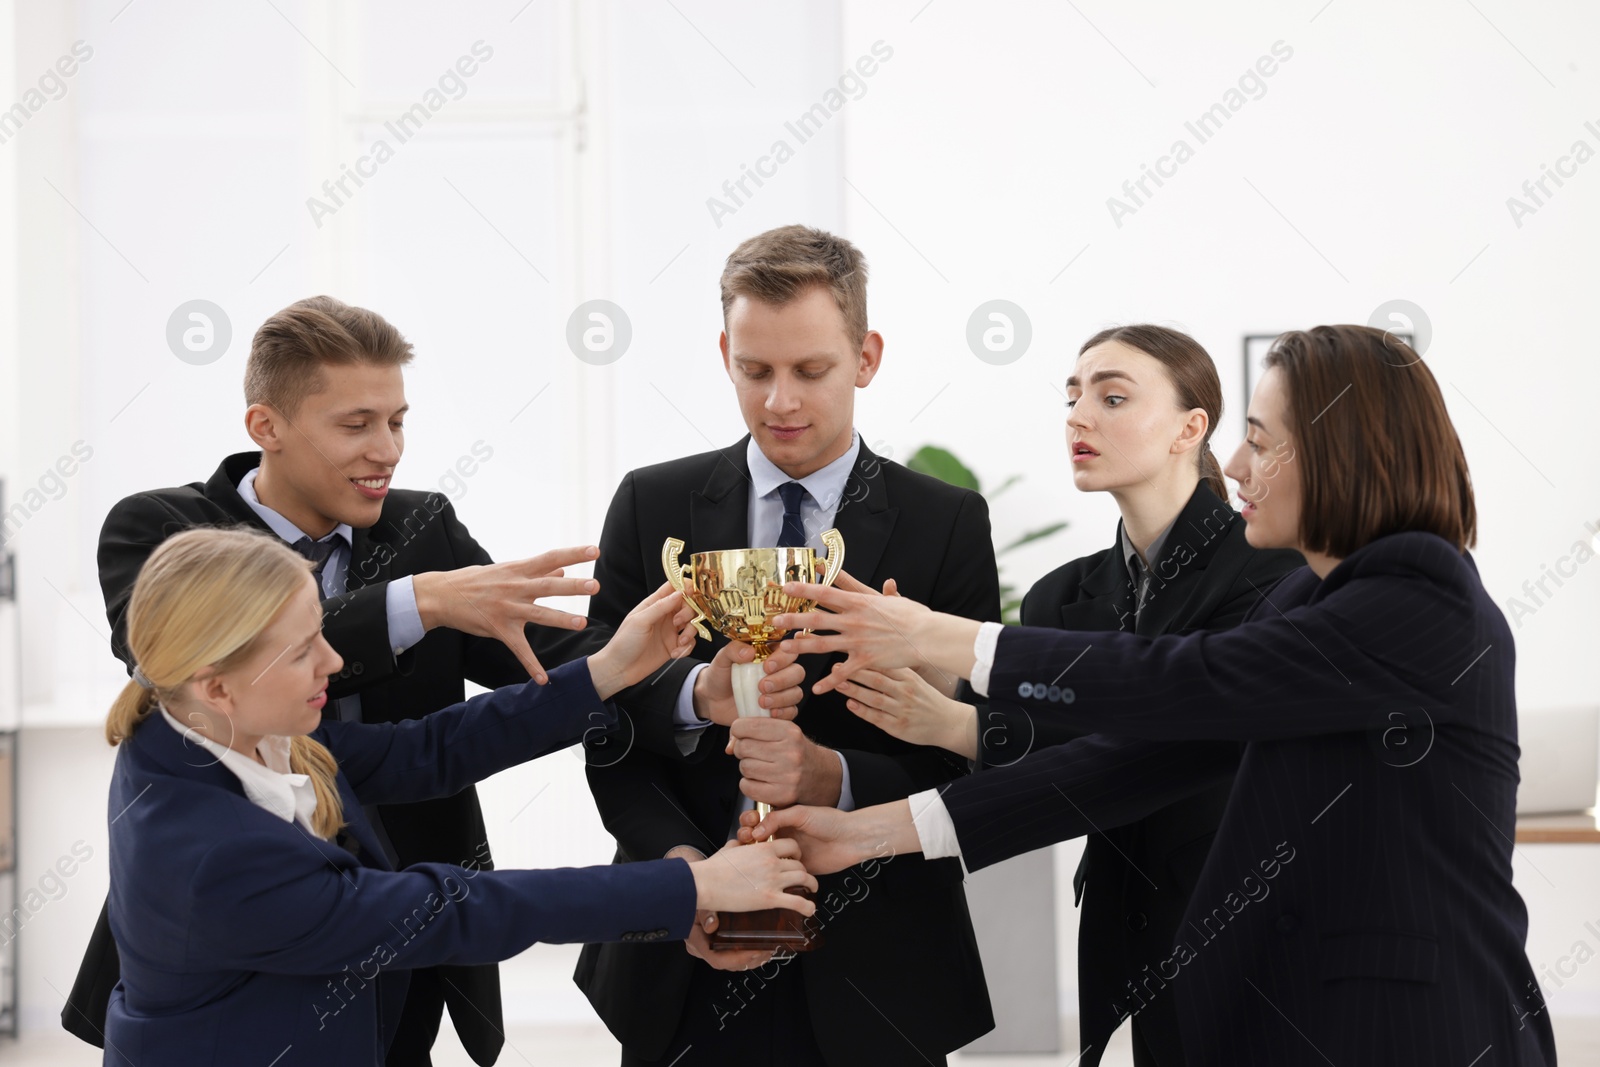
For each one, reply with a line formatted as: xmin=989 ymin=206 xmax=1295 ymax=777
xmin=102 ymin=527 xmax=815 ymax=1065
xmin=831 ymin=325 xmax=1301 ymax=1065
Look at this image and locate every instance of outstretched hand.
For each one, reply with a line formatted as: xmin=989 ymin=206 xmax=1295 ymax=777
xmin=835 ymin=668 xmax=979 ymax=759
xmin=413 ymin=545 xmax=603 ymax=684
xmin=734 ymin=806 xmax=871 ymax=877
xmin=769 ymin=582 xmax=945 ymax=694
xmin=586 ymin=583 xmax=698 ymax=700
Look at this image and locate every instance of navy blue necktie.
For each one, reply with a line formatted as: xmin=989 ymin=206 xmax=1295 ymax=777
xmin=777 ymin=481 xmax=808 ymax=548
xmin=290 ymin=535 xmax=340 ymax=589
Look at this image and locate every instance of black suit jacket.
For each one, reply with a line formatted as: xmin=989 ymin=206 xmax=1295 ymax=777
xmin=987 ymin=483 xmax=1301 ymax=1067
xmin=942 ymin=531 xmax=1556 ymax=1066
xmin=66 ymin=451 xmax=608 ymax=1064
xmin=574 ymin=438 xmax=999 ymax=1066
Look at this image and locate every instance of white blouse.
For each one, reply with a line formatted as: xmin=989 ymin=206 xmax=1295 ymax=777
xmin=159 ymin=705 xmax=321 ymax=834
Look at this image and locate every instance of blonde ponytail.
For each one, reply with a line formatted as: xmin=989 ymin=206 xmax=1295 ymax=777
xmin=106 ymin=678 xmax=160 ymax=747
xmin=289 ymin=736 xmax=346 ymax=840
xmin=107 ymin=527 xmax=346 ymax=839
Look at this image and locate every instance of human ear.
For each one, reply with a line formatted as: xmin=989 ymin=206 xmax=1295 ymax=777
xmin=1171 ymin=408 xmax=1209 ymax=456
xmin=856 ymin=331 xmax=884 ymax=387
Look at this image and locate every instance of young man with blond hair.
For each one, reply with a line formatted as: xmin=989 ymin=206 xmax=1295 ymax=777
xmin=576 ymin=226 xmax=999 ymax=1066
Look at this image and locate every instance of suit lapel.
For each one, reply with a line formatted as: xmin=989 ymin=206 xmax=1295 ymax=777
xmin=828 ymin=442 xmax=898 ymax=586
xmin=688 ymin=439 xmax=754 ymax=555
xmin=1057 ymin=548 xmax=1132 ymax=632
xmin=1134 ymin=482 xmax=1240 ymax=636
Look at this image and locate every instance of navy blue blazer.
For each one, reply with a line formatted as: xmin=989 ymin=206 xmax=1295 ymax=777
xmin=105 ymin=659 xmax=696 ymax=1066
xmin=940 ymin=532 xmax=1556 ymax=1065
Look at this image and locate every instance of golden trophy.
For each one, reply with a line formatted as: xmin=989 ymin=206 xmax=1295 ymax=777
xmin=662 ymin=529 xmax=845 ymax=952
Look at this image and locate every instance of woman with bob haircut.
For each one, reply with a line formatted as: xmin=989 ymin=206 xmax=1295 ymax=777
xmin=745 ymin=325 xmax=1555 ymax=1065
xmin=102 ymin=526 xmax=815 ymax=1065
xmin=833 ymin=323 xmax=1301 ymax=1066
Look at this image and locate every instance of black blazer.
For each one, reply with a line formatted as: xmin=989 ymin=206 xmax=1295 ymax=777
xmin=574 ymin=438 xmax=1000 ymax=1065
xmin=942 ymin=531 xmax=1556 ymax=1066
xmin=66 ymin=451 xmax=607 ymax=1063
xmin=993 ymin=482 xmax=1301 ymax=1067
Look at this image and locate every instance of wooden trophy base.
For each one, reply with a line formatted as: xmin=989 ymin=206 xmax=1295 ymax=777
xmin=707 ymin=888 xmax=820 ymax=952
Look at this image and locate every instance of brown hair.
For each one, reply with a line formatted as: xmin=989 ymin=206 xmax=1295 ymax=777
xmin=1262 ymin=325 xmax=1476 ymax=556
xmin=1079 ymin=324 xmax=1228 ymax=502
xmin=720 ymin=225 xmax=869 ymax=346
xmin=244 ymin=295 xmax=413 ymax=417
xmin=106 ymin=527 xmax=346 ymax=840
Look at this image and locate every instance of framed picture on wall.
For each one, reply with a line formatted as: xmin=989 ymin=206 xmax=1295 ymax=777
xmin=1241 ymin=331 xmax=1411 ymax=439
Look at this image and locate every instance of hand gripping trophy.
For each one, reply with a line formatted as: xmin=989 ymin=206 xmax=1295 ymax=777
xmin=662 ymin=529 xmax=845 ymax=951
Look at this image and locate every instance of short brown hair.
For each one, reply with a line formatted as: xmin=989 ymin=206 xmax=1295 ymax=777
xmin=720 ymin=225 xmax=869 ymax=346
xmin=1263 ymin=325 xmax=1476 ymax=557
xmin=244 ymin=295 xmax=413 ymax=416
xmin=1079 ymin=324 xmax=1228 ymax=503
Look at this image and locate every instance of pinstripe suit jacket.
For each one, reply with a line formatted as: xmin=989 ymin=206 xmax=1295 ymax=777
xmin=941 ymin=531 xmax=1556 ymax=1065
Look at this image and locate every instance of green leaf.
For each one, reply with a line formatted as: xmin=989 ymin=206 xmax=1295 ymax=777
xmin=986 ymin=473 xmax=1024 ymax=500
xmin=998 ymin=521 xmax=1069 ymax=556
xmin=906 ymin=445 xmax=980 ymax=491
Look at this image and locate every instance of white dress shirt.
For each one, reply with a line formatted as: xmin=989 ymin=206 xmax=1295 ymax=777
xmin=159 ymin=705 xmax=320 ymax=834
xmin=669 ymin=431 xmax=864 ymax=813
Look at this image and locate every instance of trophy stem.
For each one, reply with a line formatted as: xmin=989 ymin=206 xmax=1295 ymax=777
xmin=729 ymin=657 xmax=768 ymax=719
xmin=730 ymin=658 xmax=776 ymax=821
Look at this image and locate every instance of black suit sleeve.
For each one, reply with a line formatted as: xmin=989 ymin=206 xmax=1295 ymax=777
xmin=985 ymin=542 xmax=1475 ymax=743
xmin=943 ymin=537 xmax=1481 ymax=872
xmin=840 ymin=491 xmax=1001 ymax=806
xmin=944 ymin=724 xmax=1242 ymax=873
xmin=975 ymin=580 xmax=1045 ymax=769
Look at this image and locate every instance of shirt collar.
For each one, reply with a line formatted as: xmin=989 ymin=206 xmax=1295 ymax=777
xmin=746 ymin=430 xmax=862 ymax=510
xmin=159 ymin=704 xmax=319 ymax=831
xmin=1119 ymin=515 xmax=1178 ymax=578
xmin=238 ymin=467 xmax=353 ymax=549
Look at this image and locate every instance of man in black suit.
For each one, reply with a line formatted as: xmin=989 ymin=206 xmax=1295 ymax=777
xmin=574 ymin=225 xmax=998 ymax=1066
xmin=65 ymin=296 xmax=800 ymax=1066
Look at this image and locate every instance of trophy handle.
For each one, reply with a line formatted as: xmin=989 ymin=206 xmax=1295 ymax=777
xmin=817 ymin=528 xmax=845 ymax=587
xmin=661 ymin=537 xmax=712 ymax=641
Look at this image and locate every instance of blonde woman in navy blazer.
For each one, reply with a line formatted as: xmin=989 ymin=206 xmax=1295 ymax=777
xmin=103 ymin=527 xmax=814 ymax=1065
xmin=748 ymin=326 xmax=1556 ymax=1066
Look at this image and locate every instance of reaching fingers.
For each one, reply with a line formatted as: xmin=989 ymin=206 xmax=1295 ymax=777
xmin=524 ymin=605 xmax=591 ymax=632
xmin=502 ymin=629 xmax=549 ymax=685
xmin=525 ymin=573 xmax=602 ymax=604
xmin=521 ymin=545 xmax=600 ymax=576
xmin=830 ymin=569 xmax=875 ymax=596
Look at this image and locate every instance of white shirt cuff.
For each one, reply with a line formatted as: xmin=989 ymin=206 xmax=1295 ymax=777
xmin=967 ymin=621 xmax=1005 ymax=698
xmin=836 ymin=751 xmax=855 ymax=812
xmin=672 ymin=663 xmax=714 ymax=756
xmin=909 ymin=787 xmax=963 ymax=862
xmin=385 ymin=575 xmax=425 ymax=656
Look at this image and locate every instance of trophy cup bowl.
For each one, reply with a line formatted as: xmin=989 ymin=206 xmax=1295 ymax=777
xmin=662 ymin=529 xmax=845 ymax=952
